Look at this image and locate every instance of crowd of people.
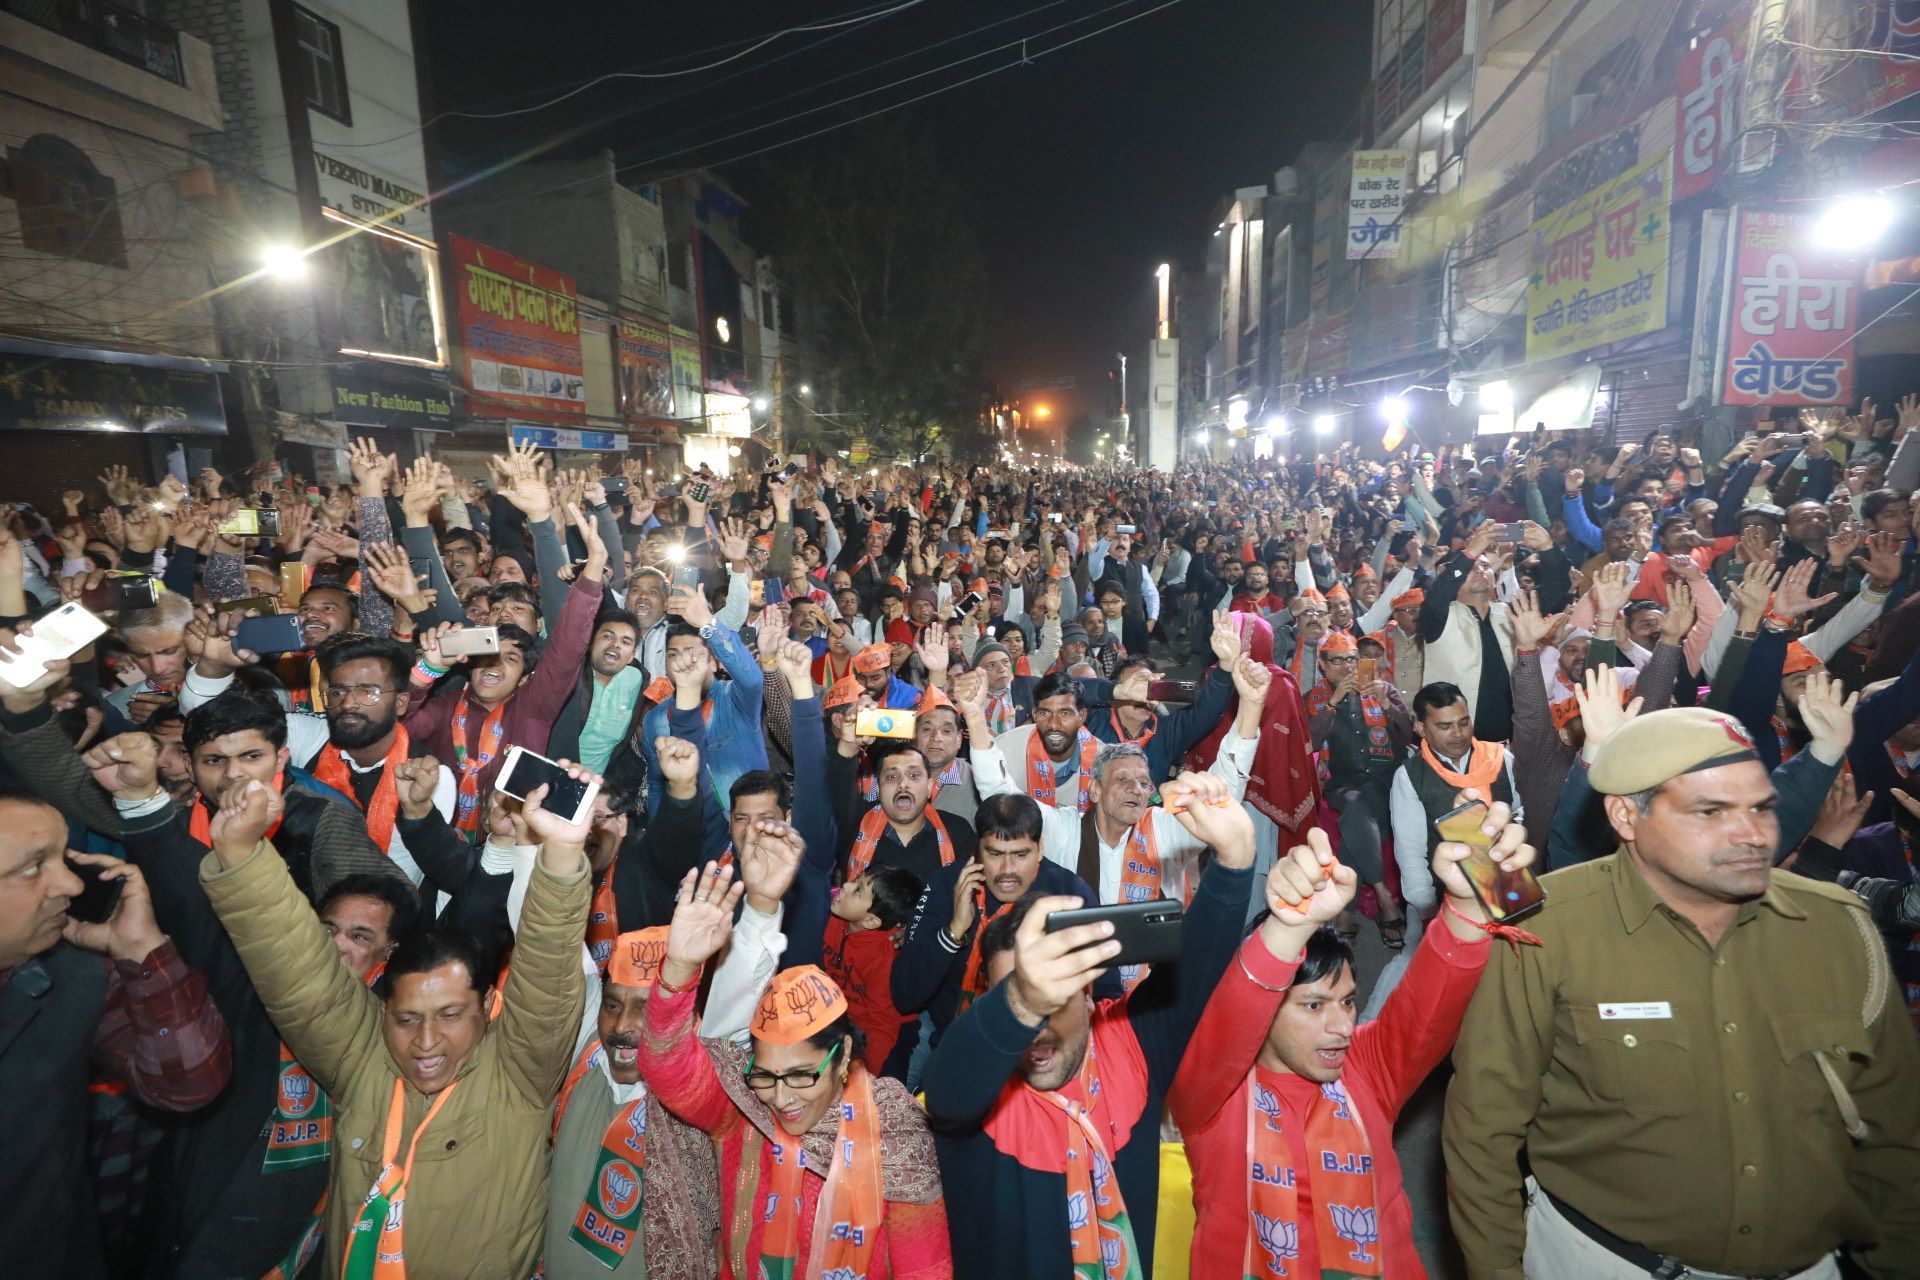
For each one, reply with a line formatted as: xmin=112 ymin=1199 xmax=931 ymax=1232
xmin=2 ymin=414 xmax=1918 ymax=1280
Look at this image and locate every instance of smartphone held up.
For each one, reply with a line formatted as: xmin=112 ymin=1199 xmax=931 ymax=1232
xmin=1431 ymin=800 xmax=1545 ymax=922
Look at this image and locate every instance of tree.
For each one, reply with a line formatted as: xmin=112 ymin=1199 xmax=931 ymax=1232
xmin=759 ymin=118 xmax=993 ymax=463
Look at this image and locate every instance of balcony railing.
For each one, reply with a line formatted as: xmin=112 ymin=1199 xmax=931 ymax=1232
xmin=4 ymin=0 xmax=185 ymax=85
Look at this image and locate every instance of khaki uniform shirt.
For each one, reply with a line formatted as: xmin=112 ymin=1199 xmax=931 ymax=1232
xmin=1444 ymin=852 xmax=1920 ymax=1280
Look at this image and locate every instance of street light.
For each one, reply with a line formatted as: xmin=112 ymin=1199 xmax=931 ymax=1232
xmin=1479 ymin=380 xmax=1512 ymax=412
xmin=1381 ymin=396 xmax=1409 ymax=423
xmin=1814 ymin=196 xmax=1896 ymax=250
xmin=1314 ymin=414 xmax=1337 ymax=433
xmin=261 ymin=245 xmax=307 ymax=279
xmin=799 ymin=384 xmax=812 ymax=395
xmin=752 ymin=397 xmax=770 ymax=412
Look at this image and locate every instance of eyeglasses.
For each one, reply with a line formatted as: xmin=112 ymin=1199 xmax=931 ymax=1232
xmin=743 ymin=1042 xmax=839 ymax=1092
xmin=325 ymin=684 xmax=397 ymax=705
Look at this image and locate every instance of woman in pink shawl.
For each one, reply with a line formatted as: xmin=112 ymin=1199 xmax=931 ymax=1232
xmin=1184 ymin=611 xmax=1322 ymax=908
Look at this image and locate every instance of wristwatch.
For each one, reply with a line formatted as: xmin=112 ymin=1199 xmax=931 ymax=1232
xmin=699 ymin=622 xmax=718 ymax=640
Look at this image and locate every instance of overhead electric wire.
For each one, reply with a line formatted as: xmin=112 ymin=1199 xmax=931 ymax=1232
xmin=442 ymin=0 xmax=940 ymax=120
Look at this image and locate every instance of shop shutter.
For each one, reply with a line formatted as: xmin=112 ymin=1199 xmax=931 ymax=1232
xmin=1593 ymin=355 xmax=1690 ymax=446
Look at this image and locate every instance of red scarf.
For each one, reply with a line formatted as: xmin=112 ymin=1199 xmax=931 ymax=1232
xmin=1773 ymin=715 xmax=1801 ymax=764
xmin=450 ymin=693 xmax=507 ymax=836
xmin=309 ymin=727 xmax=410 ymax=856
xmin=1245 ymin=1070 xmax=1382 ymax=1279
xmin=982 ymin=1007 xmax=1150 ymax=1278
xmin=957 ymin=892 xmax=1015 ymax=1014
xmin=1026 ymin=727 xmax=1097 ymax=814
xmin=847 ymin=804 xmax=953 ymax=879
xmin=189 ymin=770 xmax=287 ymax=847
xmin=1186 ymin=613 xmax=1321 ymax=835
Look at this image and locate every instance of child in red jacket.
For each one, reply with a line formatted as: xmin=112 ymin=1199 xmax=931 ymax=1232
xmin=821 ymin=864 xmax=922 ymax=1076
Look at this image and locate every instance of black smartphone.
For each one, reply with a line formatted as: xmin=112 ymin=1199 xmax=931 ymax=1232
xmin=1045 ymin=899 xmax=1184 ymax=970
xmin=687 ymin=480 xmax=712 ymax=504
xmin=80 ymin=574 xmax=159 ymax=613
xmin=776 ymin=462 xmax=802 ymax=483
xmin=1433 ymin=799 xmax=1547 ymax=923
xmin=212 ymin=594 xmax=277 ymax=616
xmin=496 ymin=746 xmax=599 ymax=826
xmin=657 ymin=483 xmax=682 ymax=499
xmin=1490 ymin=522 xmax=1527 ymax=542
xmin=65 ymin=857 xmax=124 ymax=924
xmin=602 ymin=476 xmax=629 ymax=498
xmin=233 ymin=613 xmax=306 ymax=654
xmin=671 ymin=563 xmax=701 ymax=590
xmin=1145 ymin=679 xmax=1198 ymax=703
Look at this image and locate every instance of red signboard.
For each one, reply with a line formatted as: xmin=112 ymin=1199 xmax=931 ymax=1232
xmin=1721 ymin=209 xmax=1860 ymax=407
xmin=1674 ymin=22 xmax=1744 ymax=202
xmin=448 ymin=233 xmax=584 ymax=419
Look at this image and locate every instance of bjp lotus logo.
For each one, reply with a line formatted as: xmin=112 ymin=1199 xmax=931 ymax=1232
xmin=1328 ymin=1204 xmax=1379 ymax=1263
xmin=278 ymin=1067 xmax=317 ymax=1117
xmin=1253 ymin=1212 xmax=1299 ymax=1275
xmin=598 ymin=1159 xmax=642 ymax=1218
xmin=1253 ymin=1082 xmax=1283 ymax=1131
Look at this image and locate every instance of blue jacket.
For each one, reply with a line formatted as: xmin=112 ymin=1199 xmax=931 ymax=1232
xmin=639 ymin=621 xmax=767 ymax=826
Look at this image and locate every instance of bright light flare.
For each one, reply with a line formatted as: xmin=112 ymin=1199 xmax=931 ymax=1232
xmin=1314 ymin=414 xmax=1337 ymax=433
xmin=1813 ymin=196 xmax=1895 ymax=250
xmin=261 ymin=245 xmax=308 ymax=279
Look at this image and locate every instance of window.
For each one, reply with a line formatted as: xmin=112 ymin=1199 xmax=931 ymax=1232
xmin=1 ymin=135 xmax=127 ymax=267
xmin=294 ymin=6 xmax=350 ymax=123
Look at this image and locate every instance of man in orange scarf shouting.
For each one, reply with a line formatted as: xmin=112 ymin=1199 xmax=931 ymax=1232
xmin=922 ymin=769 xmax=1258 ymax=1278
xmin=1170 ymin=810 xmax=1534 ymax=1278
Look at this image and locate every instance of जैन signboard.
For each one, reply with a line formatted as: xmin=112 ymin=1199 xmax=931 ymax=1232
xmin=1347 ymin=150 xmax=1409 ymax=260
xmin=1718 ymin=208 xmax=1860 ymax=406
xmin=450 ymin=234 xmax=585 ymax=418
xmin=1526 ymin=151 xmax=1672 ymax=361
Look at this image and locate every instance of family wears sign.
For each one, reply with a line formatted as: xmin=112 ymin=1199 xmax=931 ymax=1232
xmin=1720 ymin=209 xmax=1859 ymax=406
xmin=450 ymin=234 xmax=585 ymax=417
xmin=1347 ymin=151 xmax=1409 ymax=260
xmin=1526 ymin=151 xmax=1672 ymax=360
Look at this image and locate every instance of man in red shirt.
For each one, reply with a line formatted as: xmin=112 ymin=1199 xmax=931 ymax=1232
xmin=1169 ymin=807 xmax=1536 ymax=1279
xmin=1232 ymin=561 xmax=1288 ymax=616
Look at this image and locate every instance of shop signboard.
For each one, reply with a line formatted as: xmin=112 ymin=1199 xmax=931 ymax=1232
xmin=0 ymin=353 xmax=225 ymax=433
xmin=1718 ymin=208 xmax=1859 ymax=406
xmin=450 ymin=234 xmax=585 ymax=418
xmin=1525 ymin=151 xmax=1672 ymax=361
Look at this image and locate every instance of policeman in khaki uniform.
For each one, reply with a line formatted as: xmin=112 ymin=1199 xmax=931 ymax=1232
xmin=1445 ymin=701 xmax=1920 ymax=1280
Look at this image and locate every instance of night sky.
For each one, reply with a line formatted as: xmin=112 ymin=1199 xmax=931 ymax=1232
xmin=423 ymin=0 xmax=1373 ymax=439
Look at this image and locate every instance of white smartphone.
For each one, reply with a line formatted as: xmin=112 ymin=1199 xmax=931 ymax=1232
xmin=495 ymin=746 xmax=600 ymax=827
xmin=0 ymin=602 xmax=109 ymax=681
xmin=439 ymin=626 xmax=501 ymax=656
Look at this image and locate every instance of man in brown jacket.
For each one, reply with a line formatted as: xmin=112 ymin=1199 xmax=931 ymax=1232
xmin=198 ymin=764 xmax=593 ymax=1280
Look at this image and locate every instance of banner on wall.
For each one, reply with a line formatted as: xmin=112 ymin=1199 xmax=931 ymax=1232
xmin=617 ymin=314 xmax=676 ymax=424
xmin=1718 ymin=208 xmax=1859 ymax=406
xmin=1347 ymin=150 xmax=1409 ymax=260
xmin=0 ymin=352 xmax=226 ymax=434
xmin=668 ymin=326 xmax=703 ymax=420
xmin=1525 ymin=151 xmax=1672 ymax=361
xmin=509 ymin=425 xmax=629 ymax=452
xmin=449 ymin=234 xmax=585 ymax=418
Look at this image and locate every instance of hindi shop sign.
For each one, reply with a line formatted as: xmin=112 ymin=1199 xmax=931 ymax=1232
xmin=1719 ymin=208 xmax=1859 ymax=407
xmin=1347 ymin=150 xmax=1409 ymax=260
xmin=449 ymin=234 xmax=585 ymax=418
xmin=1525 ymin=151 xmax=1672 ymax=361
xmin=1674 ymin=22 xmax=1743 ymax=203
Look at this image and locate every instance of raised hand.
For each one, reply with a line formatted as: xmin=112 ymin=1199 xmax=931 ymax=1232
xmin=1574 ymin=664 xmax=1643 ymax=761
xmin=1508 ymin=588 xmax=1553 ymax=652
xmin=1862 ymin=530 xmax=1904 ymax=589
xmin=1162 ymin=770 xmax=1255 ymax=868
xmin=1261 ymin=827 xmax=1357 ymax=929
xmin=736 ymin=816 xmax=805 ymax=913
xmin=1001 ymin=893 xmax=1119 ymax=1027
xmin=1209 ymin=608 xmax=1243 ymax=667
xmin=1773 ymin=557 xmax=1838 ymax=621
xmin=755 ymin=602 xmax=790 ymax=655
xmin=1658 ymin=580 xmax=1696 ymax=644
xmin=348 ymin=438 xmax=396 ymax=499
xmin=361 ymin=542 xmax=428 ymax=612
xmin=80 ymin=732 xmax=160 ymax=801
xmin=775 ymin=639 xmax=816 ymax=700
xmin=719 ymin=517 xmax=750 ymax=566
xmin=1231 ymin=654 xmax=1272 ymax=704
xmin=653 ymin=736 xmax=702 ymax=800
xmin=207 ymin=777 xmax=285 ymax=866
xmin=948 ymin=859 xmax=988 ymax=939
xmin=1729 ymin=559 xmax=1780 ymax=627
xmin=661 ymin=862 xmax=744 ymax=986
xmin=98 ymin=465 xmax=134 ymax=507
xmin=1810 ymin=770 xmax=1874 ymax=850
xmin=1590 ymin=558 xmax=1632 ymax=620
xmin=392 ymin=755 xmax=442 ymax=820
xmin=1798 ymin=669 xmax=1859 ymax=762
xmin=914 ymin=625 xmax=951 ymax=675
xmin=496 ymin=442 xmax=553 ymax=522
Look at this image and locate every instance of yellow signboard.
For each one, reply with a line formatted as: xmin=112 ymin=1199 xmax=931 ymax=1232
xmin=1525 ymin=151 xmax=1671 ymax=361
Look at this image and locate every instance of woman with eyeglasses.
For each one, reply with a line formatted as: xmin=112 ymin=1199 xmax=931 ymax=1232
xmin=638 ymin=843 xmax=953 ymax=1279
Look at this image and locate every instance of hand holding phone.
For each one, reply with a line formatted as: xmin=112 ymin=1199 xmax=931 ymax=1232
xmin=497 ymin=747 xmax=600 ymax=828
xmin=1432 ymin=799 xmax=1544 ymax=923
